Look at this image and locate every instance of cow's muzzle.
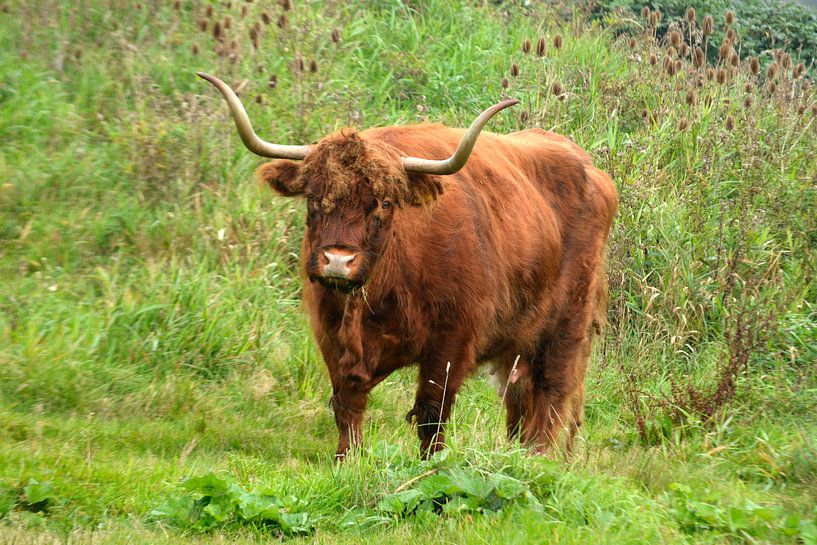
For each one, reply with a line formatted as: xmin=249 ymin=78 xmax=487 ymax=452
xmin=312 ymin=247 xmax=363 ymax=292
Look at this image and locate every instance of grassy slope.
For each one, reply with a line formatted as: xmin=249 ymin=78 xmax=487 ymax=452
xmin=1 ymin=0 xmax=816 ymax=543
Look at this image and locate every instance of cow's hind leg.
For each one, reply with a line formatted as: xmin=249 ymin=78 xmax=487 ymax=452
xmin=524 ymin=332 xmax=587 ymax=455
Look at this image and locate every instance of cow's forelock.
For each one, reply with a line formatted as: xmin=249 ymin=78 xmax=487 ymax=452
xmin=300 ymin=130 xmax=444 ymax=210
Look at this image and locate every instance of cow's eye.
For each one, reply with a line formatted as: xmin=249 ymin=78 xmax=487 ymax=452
xmin=381 ymin=200 xmax=392 ymax=210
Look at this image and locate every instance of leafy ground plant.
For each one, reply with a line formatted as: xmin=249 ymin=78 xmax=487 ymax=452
xmin=377 ymin=466 xmax=536 ymax=517
xmin=150 ymin=472 xmax=316 ymax=536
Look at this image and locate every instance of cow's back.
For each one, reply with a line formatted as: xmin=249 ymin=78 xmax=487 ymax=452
xmin=361 ymin=124 xmax=616 ymax=359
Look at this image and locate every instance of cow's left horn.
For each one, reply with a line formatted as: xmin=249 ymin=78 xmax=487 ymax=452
xmin=197 ymin=72 xmax=312 ymax=160
xmin=401 ymin=99 xmax=519 ymax=175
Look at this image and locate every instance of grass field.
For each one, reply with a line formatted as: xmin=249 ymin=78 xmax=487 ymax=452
xmin=1 ymin=1 xmax=816 ymax=543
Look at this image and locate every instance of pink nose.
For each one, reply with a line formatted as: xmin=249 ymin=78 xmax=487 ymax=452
xmin=321 ymin=249 xmax=357 ymax=278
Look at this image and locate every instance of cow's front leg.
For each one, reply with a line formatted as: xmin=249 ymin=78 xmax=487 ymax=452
xmin=406 ymin=343 xmax=475 ymax=458
xmin=329 ymin=371 xmax=372 ymax=460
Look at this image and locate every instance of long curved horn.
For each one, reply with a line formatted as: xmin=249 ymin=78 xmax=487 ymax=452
xmin=401 ymin=99 xmax=518 ymax=175
xmin=197 ymin=72 xmax=312 ymax=160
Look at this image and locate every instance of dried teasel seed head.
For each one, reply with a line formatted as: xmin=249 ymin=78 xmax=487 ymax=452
xmin=798 ymin=104 xmax=806 ymax=116
xmin=650 ymin=11 xmax=659 ymax=26
xmin=255 ymin=94 xmax=263 ymax=105
xmin=680 ymin=43 xmax=690 ymax=57
xmin=749 ymin=57 xmax=759 ymax=75
xmin=678 ymin=117 xmax=689 ymax=131
xmin=725 ymin=28 xmax=736 ymax=43
xmin=666 ymin=60 xmax=677 ymax=76
xmin=268 ymin=74 xmax=277 ymax=88
xmin=729 ymin=52 xmax=739 ymax=67
xmin=629 ymin=37 xmax=637 ymax=49
xmin=296 ymin=56 xmax=305 ymax=72
xmin=675 ymin=59 xmax=682 ymax=72
xmin=706 ymin=67 xmax=715 ymax=80
xmin=520 ymin=111 xmax=529 ymax=123
xmin=205 ymin=5 xmax=213 ymax=17
xmin=224 ymin=16 xmax=232 ymax=29
xmin=697 ymin=75 xmax=705 ymax=88
xmin=331 ymin=28 xmax=341 ymax=43
xmin=278 ymin=14 xmax=287 ymax=28
xmin=309 ymin=59 xmax=318 ymax=73
xmin=501 ymin=77 xmax=509 ymax=89
xmin=522 ymin=38 xmax=531 ymax=54
xmin=192 ymin=43 xmax=199 ymax=55
xmin=213 ymin=21 xmax=222 ymax=40
xmin=669 ymin=30 xmax=681 ymax=48
xmin=719 ymin=41 xmax=731 ymax=60
xmin=743 ymin=95 xmax=753 ymax=109
xmin=74 ymin=47 xmax=83 ymax=61
xmin=536 ymin=36 xmax=547 ymax=56
xmin=249 ymin=28 xmax=258 ymax=49
xmin=663 ymin=56 xmax=671 ymax=71
xmin=278 ymin=0 xmax=291 ymax=10
xmin=240 ymin=5 xmax=247 ymax=17
xmin=641 ymin=6 xmax=650 ymax=19
xmin=667 ymin=46 xmax=677 ymax=59
xmin=173 ymin=0 xmax=180 ymax=11
xmin=767 ymin=62 xmax=778 ymax=79
xmin=655 ymin=10 xmax=663 ymax=23
xmin=703 ymin=15 xmax=713 ymax=35
xmin=135 ymin=2 xmax=142 ymax=9
xmin=768 ymin=81 xmax=777 ymax=93
xmin=198 ymin=19 xmax=207 ymax=31
xmin=781 ymin=53 xmax=791 ymax=70
xmin=725 ymin=10 xmax=735 ymax=26
xmin=811 ymin=104 xmax=817 ymax=116
xmin=686 ymin=7 xmax=696 ymax=23
xmin=693 ymin=46 xmax=704 ymax=68
xmin=649 ymin=52 xmax=658 ymax=66
xmin=725 ymin=115 xmax=734 ymax=130
xmin=261 ymin=11 xmax=271 ymax=25
xmin=716 ymin=67 xmax=726 ymax=84
xmin=552 ymin=82 xmax=563 ymax=96
xmin=793 ymin=62 xmax=805 ymax=78
xmin=744 ymin=82 xmax=753 ymax=93
xmin=510 ymin=63 xmax=520 ymax=77
xmin=641 ymin=108 xmax=649 ymax=120
xmin=686 ymin=89 xmax=697 ymax=105
xmin=553 ymin=35 xmax=563 ymax=50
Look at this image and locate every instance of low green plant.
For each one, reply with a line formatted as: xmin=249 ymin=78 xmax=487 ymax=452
xmin=377 ymin=466 xmax=537 ymax=517
xmin=150 ymin=472 xmax=316 ymax=536
xmin=666 ymin=482 xmax=817 ymax=543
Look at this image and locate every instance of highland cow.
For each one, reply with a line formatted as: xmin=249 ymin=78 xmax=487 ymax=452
xmin=199 ymin=72 xmax=617 ymax=459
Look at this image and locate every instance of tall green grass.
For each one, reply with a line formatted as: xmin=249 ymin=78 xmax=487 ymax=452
xmin=1 ymin=1 xmax=815 ymax=543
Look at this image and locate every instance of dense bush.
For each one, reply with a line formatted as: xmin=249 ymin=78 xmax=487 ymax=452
xmin=594 ymin=0 xmax=817 ymax=65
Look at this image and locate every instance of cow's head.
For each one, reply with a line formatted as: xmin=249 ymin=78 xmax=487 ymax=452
xmin=198 ymin=72 xmax=516 ymax=291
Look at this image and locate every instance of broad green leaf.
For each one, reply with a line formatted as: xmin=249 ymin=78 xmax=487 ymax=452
xmin=181 ymin=472 xmax=231 ymax=497
xmin=23 ymin=479 xmax=55 ymax=505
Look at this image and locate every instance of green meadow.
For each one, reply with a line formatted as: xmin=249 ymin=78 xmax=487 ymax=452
xmin=1 ymin=1 xmax=815 ymax=543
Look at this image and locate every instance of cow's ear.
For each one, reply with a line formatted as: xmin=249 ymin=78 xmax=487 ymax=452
xmin=257 ymin=160 xmax=305 ymax=197
xmin=406 ymin=173 xmax=446 ymax=206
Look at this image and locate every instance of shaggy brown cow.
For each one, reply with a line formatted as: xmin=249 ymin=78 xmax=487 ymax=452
xmin=199 ymin=72 xmax=617 ymax=459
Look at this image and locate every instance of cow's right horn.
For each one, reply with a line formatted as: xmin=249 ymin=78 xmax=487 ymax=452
xmin=401 ymin=99 xmax=518 ymax=175
xmin=197 ymin=72 xmax=312 ymax=160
